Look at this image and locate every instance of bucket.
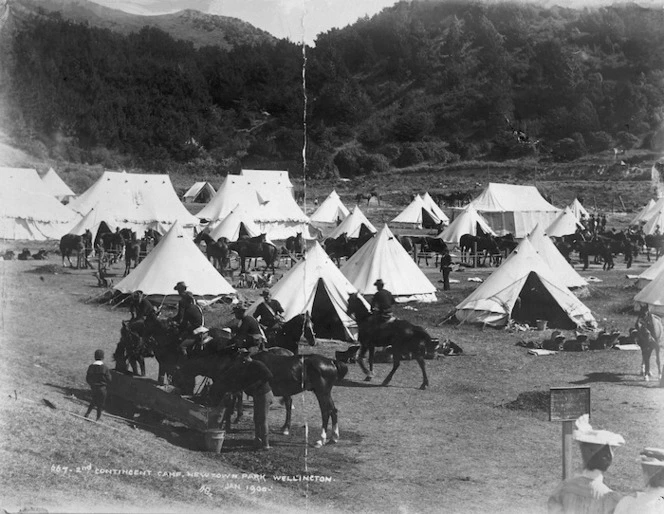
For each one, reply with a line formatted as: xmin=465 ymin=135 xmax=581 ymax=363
xmin=204 ymin=429 xmax=225 ymax=453
xmin=536 ymin=319 xmax=548 ymax=331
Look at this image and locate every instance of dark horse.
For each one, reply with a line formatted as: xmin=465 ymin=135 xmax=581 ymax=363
xmin=59 ymin=230 xmax=93 ymax=269
xmin=459 ymin=234 xmax=499 ymax=266
xmin=635 ymin=310 xmax=664 ymax=383
xmin=194 ymin=231 xmax=230 ymax=271
xmin=253 ymin=307 xmax=316 ymax=355
xmin=355 ymin=190 xmax=380 ymax=206
xmin=185 ymin=347 xmax=348 ymax=447
xmin=228 ymin=234 xmax=278 ymax=273
xmin=124 ymin=232 xmax=141 ymax=276
xmin=347 ymin=293 xmax=430 ymax=390
xmin=113 ymin=319 xmax=151 ymax=376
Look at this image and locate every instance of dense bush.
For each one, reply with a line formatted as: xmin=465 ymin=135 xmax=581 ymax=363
xmin=586 ymin=131 xmax=615 ymax=153
xmin=551 ymin=138 xmax=586 ymax=162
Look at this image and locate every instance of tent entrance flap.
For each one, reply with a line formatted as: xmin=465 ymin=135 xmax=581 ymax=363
xmin=422 ymin=208 xmax=438 ymax=229
xmin=311 ymin=278 xmax=347 ymax=341
xmin=510 ymin=272 xmax=576 ymax=329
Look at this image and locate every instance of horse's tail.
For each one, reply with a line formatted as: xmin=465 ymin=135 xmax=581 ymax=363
xmin=332 ymin=359 xmax=349 ymax=381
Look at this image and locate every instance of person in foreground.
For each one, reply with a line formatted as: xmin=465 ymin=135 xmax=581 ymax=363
xmin=548 ymin=414 xmax=625 ymax=514
xmin=85 ymin=349 xmax=112 ymax=421
xmin=614 ymin=447 xmax=664 ymax=514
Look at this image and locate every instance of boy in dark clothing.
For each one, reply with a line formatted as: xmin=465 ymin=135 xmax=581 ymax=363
xmin=85 ymin=350 xmax=112 ymax=421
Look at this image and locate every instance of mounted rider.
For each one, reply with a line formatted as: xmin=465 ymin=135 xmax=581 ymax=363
xmin=232 ymin=303 xmax=266 ymax=355
xmin=130 ymin=290 xmax=157 ymax=322
xmin=254 ymin=289 xmax=285 ymax=342
xmin=371 ymin=279 xmax=395 ymax=325
xmin=170 ymin=281 xmax=205 ymax=356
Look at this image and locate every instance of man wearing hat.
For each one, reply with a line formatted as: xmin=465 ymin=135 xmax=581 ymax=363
xmin=548 ymin=414 xmax=624 ymax=514
xmin=171 ymin=282 xmax=205 ymax=355
xmin=232 ymin=303 xmax=265 ymax=355
xmin=371 ymin=279 xmax=395 ymax=323
xmin=614 ymin=448 xmax=664 ymax=514
xmin=254 ymin=290 xmax=285 ymax=341
xmin=129 ymin=290 xmax=157 ymax=322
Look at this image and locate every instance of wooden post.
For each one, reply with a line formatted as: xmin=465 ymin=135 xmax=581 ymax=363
xmin=562 ymin=420 xmax=574 ymax=480
xmin=473 ymin=242 xmax=478 ymax=268
xmin=619 ymin=195 xmax=626 ymax=211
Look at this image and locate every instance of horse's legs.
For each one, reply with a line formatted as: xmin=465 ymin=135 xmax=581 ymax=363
xmin=415 ymin=354 xmax=429 ymax=390
xmin=280 ymin=396 xmax=292 ymax=435
xmin=233 ymin=392 xmax=244 ymax=423
xmin=129 ymin=358 xmax=138 ymax=375
xmin=642 ymin=346 xmax=653 ymax=379
xmin=655 ymin=347 xmax=661 ymax=380
xmin=138 ymin=357 xmax=146 ymax=377
xmin=368 ymin=346 xmax=375 ymax=375
xmin=382 ymin=353 xmax=401 ymax=387
xmin=357 ymin=344 xmax=373 ymax=380
xmin=313 ymin=390 xmax=332 ymax=448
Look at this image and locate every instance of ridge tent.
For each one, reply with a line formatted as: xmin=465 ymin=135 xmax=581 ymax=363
xmin=435 ymin=204 xmax=495 ymax=244
xmin=310 ymin=190 xmax=350 ymax=236
xmin=41 ymin=168 xmax=76 ymax=203
xmin=421 ymin=192 xmax=450 ymax=225
xmin=631 ymin=198 xmax=657 ymax=225
xmin=246 ymin=241 xmax=369 ymax=341
xmin=183 ymin=182 xmax=216 ymax=203
xmin=455 ymin=237 xmax=596 ymax=329
xmin=326 ymin=205 xmax=377 ymax=240
xmin=114 ymin=221 xmax=236 ymax=302
xmin=568 ymin=198 xmax=589 ymax=221
xmin=68 ymin=171 xmax=200 ymax=237
xmin=208 ymin=206 xmax=261 ymax=241
xmin=467 ymin=182 xmax=560 ymax=238
xmin=545 ymin=206 xmax=584 ymax=238
xmin=0 ymin=167 xmax=78 ymax=240
xmin=240 ymin=169 xmax=294 ymax=198
xmin=341 ymin=224 xmax=437 ymax=303
xmin=527 ymin=224 xmax=587 ymax=290
xmin=391 ymin=194 xmax=444 ymax=230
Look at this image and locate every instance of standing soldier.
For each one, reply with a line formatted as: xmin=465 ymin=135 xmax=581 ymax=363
xmin=440 ymin=248 xmax=453 ymax=291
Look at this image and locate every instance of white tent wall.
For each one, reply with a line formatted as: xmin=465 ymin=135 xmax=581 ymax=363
xmin=436 ymin=205 xmax=495 ymax=244
xmin=545 ymin=207 xmax=584 ymax=238
xmin=326 ymin=206 xmax=377 ymax=240
xmin=209 ymin=208 xmax=261 ymax=241
xmin=41 ymin=168 xmax=76 ymax=202
xmin=240 ymin=169 xmax=294 ymax=198
xmin=568 ymin=198 xmax=589 ymax=221
xmin=183 ymin=182 xmax=216 ymax=203
xmin=631 ymin=199 xmax=657 ymax=225
xmin=636 ymin=255 xmax=664 ymax=289
xmin=527 ymin=224 xmax=587 ymax=289
xmin=421 ymin=192 xmax=450 ymax=224
xmin=310 ymin=190 xmax=350 ymax=237
xmin=391 ymin=195 xmax=443 ymax=230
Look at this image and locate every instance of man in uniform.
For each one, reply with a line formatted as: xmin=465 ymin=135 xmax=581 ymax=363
xmin=232 ymin=304 xmax=265 ymax=355
xmin=370 ymin=279 xmax=395 ymax=323
xmin=439 ymin=248 xmax=453 ymax=291
xmin=171 ymin=282 xmax=204 ymax=355
xmin=130 ymin=290 xmax=157 ymax=321
xmin=254 ymin=289 xmax=285 ymax=342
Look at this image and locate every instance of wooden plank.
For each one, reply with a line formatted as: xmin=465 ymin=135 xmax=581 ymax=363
xmin=108 ymin=371 xmax=221 ymax=432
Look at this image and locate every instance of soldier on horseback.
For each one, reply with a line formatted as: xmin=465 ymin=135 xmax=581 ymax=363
xmin=371 ymin=279 xmax=395 ymax=324
xmin=130 ymin=290 xmax=157 ymax=321
xmin=254 ymin=289 xmax=285 ymax=342
xmin=231 ymin=303 xmax=265 ymax=355
xmin=171 ymin=281 xmax=205 ymax=356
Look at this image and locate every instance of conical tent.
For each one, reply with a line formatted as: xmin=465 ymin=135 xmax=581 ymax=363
xmin=636 ymin=255 xmax=664 ymax=288
xmin=114 ymin=222 xmax=236 ymax=301
xmin=468 ymin=182 xmax=560 ymax=237
xmin=545 ymin=206 xmax=584 ymax=238
xmin=246 ymin=242 xmax=369 ymax=341
xmin=421 ymin=192 xmax=450 ymax=224
xmin=436 ymin=204 xmax=495 ymax=244
xmin=341 ymin=224 xmax=437 ymax=302
xmin=66 ymin=204 xmax=118 ymax=240
xmin=0 ymin=167 xmax=78 ymax=240
xmin=631 ymin=198 xmax=657 ymax=225
xmin=41 ymin=168 xmax=75 ymax=202
xmin=68 ymin=171 xmax=200 ymax=236
xmin=527 ymin=224 xmax=587 ymax=289
xmin=391 ymin=195 xmax=444 ymax=229
xmin=183 ymin=182 xmax=216 ymax=203
xmin=455 ymin=238 xmax=596 ymax=329
xmin=326 ymin=206 xmax=377 ymax=240
xmin=568 ymin=198 xmax=589 ymax=221
xmin=310 ymin=190 xmax=350 ymax=232
xmin=208 ymin=206 xmax=261 ymax=241
xmin=642 ymin=204 xmax=664 ymax=235
xmin=635 ymin=266 xmax=664 ymax=315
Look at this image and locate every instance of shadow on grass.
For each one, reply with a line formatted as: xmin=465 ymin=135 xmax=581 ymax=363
xmin=570 ymin=372 xmax=632 ymax=384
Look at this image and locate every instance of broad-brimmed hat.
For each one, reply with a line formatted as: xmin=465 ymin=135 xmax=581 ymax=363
xmin=220 ymin=327 xmax=233 ymax=339
xmin=261 ymin=289 xmax=271 ymax=297
xmin=132 ymin=290 xmax=144 ymax=297
xmin=573 ymin=415 xmax=625 ymax=447
xmin=174 ymin=281 xmax=187 ymax=291
xmin=193 ymin=326 xmax=209 ymax=335
xmin=374 ymin=279 xmax=384 ymax=287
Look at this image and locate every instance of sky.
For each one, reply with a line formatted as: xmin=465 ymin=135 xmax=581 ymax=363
xmin=88 ymin=0 xmax=402 ymax=44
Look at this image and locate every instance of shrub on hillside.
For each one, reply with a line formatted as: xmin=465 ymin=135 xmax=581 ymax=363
xmin=358 ymin=119 xmax=388 ymax=149
xmin=551 ymin=138 xmax=586 ymax=162
xmin=377 ymin=144 xmax=401 ymax=161
xmin=334 ymin=147 xmax=366 ymax=177
xmin=586 ymin=131 xmax=614 ymax=153
xmin=395 ymin=145 xmax=424 ymax=167
xmin=358 ymin=153 xmax=390 ymax=174
xmin=392 ymin=111 xmax=434 ymax=142
xmin=645 ymin=128 xmax=664 ymax=152
xmin=616 ymin=131 xmax=639 ymax=149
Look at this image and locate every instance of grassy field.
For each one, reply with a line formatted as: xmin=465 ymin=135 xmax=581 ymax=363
xmin=2 ymin=205 xmax=664 ymax=514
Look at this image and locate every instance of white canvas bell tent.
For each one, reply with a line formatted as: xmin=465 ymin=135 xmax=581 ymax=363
xmin=631 ymin=198 xmax=657 ymax=225
xmin=391 ymin=194 xmax=444 ymax=230
xmin=68 ymin=171 xmax=200 ymax=237
xmin=568 ymin=198 xmax=589 ymax=221
xmin=65 ymin=204 xmax=118 ymax=241
xmin=634 ymin=267 xmax=664 ymax=315
xmin=467 ymin=182 xmax=560 ymax=238
xmin=197 ymin=173 xmax=311 ymax=240
xmin=183 ymin=182 xmax=216 ymax=203
xmin=455 ymin=238 xmax=596 ymax=329
xmin=326 ymin=205 xmax=377 ymax=240
xmin=527 ymin=224 xmax=587 ymax=290
xmin=310 ymin=190 xmax=350 ymax=235
xmin=635 ymin=255 xmax=664 ymax=289
xmin=0 ymin=167 xmax=78 ymax=240
xmin=41 ymin=168 xmax=76 ymax=203
xmin=240 ymin=169 xmax=294 ymax=198
xmin=246 ymin=242 xmax=369 ymax=341
xmin=341 ymin=224 xmax=437 ymax=303
xmin=642 ymin=203 xmax=664 ymax=235
xmin=545 ymin=206 xmax=584 ymax=238
xmin=114 ymin=221 xmax=236 ymax=301
xmin=208 ymin=206 xmax=261 ymax=241
xmin=435 ymin=204 xmax=495 ymax=244
xmin=421 ymin=192 xmax=450 ymax=225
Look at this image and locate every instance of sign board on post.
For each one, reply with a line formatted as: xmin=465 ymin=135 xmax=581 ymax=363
xmin=550 ymin=387 xmax=591 ymax=480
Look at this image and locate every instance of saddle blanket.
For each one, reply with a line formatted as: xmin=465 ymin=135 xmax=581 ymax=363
xmin=613 ymin=344 xmax=640 ymax=351
xmin=527 ymin=349 xmax=558 ymax=356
